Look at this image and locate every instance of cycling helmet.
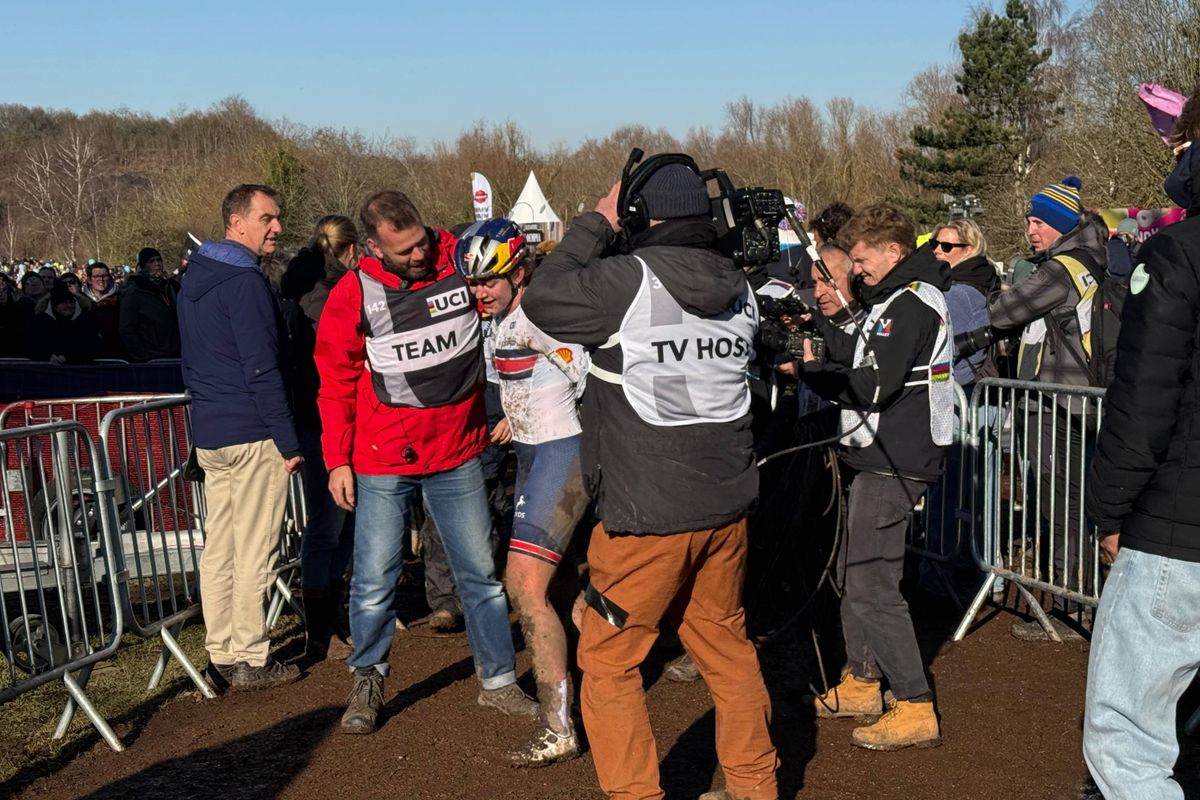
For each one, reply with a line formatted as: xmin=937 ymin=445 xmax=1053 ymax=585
xmin=454 ymin=217 xmax=527 ymax=280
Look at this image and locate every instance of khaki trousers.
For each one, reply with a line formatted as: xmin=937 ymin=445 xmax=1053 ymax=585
xmin=579 ymin=518 xmax=778 ymax=800
xmin=197 ymin=439 xmax=289 ymax=667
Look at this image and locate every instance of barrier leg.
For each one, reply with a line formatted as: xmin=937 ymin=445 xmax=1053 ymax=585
xmin=53 ymin=663 xmax=93 ymax=739
xmin=953 ymin=573 xmax=996 ymax=642
xmin=1014 ymin=582 xmax=1062 ymax=643
xmin=155 ymin=624 xmax=215 ymax=699
xmin=147 ymin=622 xmax=180 ymax=691
xmin=266 ymin=572 xmax=303 ymax=630
xmin=61 ymin=670 xmax=124 ymax=752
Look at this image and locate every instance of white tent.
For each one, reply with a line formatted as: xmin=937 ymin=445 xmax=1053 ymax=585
xmin=508 ymin=171 xmax=562 ymax=241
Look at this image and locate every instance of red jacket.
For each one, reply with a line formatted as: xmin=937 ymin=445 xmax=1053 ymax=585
xmin=315 ymin=228 xmax=487 ymax=475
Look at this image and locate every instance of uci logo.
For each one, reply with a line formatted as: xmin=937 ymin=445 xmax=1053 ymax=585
xmin=427 ymin=287 xmax=470 ymax=318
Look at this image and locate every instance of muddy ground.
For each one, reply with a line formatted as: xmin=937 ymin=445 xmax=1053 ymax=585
xmin=12 ymin=587 xmax=1181 ymax=800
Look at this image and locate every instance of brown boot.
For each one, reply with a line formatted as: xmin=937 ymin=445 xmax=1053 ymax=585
xmin=808 ymin=673 xmax=882 ymax=719
xmin=850 ymin=699 xmax=941 ymax=751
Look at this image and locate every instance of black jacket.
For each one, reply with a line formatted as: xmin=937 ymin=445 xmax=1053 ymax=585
xmin=281 ymin=248 xmax=349 ymax=432
xmin=801 ymin=245 xmax=951 ymax=481
xmin=523 ymin=213 xmax=758 ymax=535
xmin=1086 ymin=208 xmax=1200 ymax=562
xmin=119 ymin=273 xmax=180 ymax=362
xmin=24 ymin=302 xmax=101 ymax=363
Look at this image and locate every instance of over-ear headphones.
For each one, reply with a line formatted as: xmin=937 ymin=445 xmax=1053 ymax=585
xmin=617 ymin=148 xmax=705 ymax=237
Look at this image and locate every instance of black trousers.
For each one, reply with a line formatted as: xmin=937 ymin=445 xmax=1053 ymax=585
xmin=839 ymin=470 xmax=931 ymax=701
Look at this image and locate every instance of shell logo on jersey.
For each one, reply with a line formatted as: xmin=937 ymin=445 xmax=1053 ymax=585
xmin=555 ymin=347 xmax=574 ymax=363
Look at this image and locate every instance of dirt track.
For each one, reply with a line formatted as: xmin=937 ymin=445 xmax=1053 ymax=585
xmin=9 ymin=597 xmax=1112 ymax=800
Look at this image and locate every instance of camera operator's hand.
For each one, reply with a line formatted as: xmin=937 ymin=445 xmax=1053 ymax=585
xmin=596 ymin=182 xmax=622 ymax=232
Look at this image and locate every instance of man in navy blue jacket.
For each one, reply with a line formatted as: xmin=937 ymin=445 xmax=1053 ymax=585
xmin=178 ymin=183 xmax=304 ymax=691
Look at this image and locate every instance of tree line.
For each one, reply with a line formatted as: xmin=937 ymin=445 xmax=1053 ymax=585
xmin=1 ymin=0 xmax=1196 ymax=267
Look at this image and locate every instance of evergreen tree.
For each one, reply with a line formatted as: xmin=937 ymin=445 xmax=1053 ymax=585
xmin=897 ymin=0 xmax=1054 ymax=222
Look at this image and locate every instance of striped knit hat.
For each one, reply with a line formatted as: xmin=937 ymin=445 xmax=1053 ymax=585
xmin=1028 ymin=176 xmax=1083 ymax=234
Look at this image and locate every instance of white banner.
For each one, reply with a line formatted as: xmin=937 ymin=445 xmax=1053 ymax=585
xmin=471 ymin=172 xmax=493 ymax=221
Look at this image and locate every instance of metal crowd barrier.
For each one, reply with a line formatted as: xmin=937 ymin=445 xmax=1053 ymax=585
xmin=952 ymin=378 xmax=1107 ymax=643
xmin=267 ymin=472 xmax=307 ymax=630
xmin=0 ymin=421 xmax=126 ymax=751
xmin=98 ymin=396 xmax=215 ymax=700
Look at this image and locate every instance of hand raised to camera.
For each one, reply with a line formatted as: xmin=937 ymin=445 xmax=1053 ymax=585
xmin=596 ymin=182 xmax=622 ymax=232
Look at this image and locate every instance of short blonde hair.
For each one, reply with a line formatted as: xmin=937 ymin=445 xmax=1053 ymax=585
xmin=931 ymin=218 xmax=987 ymax=260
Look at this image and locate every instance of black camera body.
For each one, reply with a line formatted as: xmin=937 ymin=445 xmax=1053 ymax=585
xmin=711 ymin=185 xmax=787 ymax=267
xmin=758 ymin=295 xmax=825 ymax=360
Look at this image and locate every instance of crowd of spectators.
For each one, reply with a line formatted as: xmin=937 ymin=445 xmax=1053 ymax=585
xmin=0 ymin=249 xmax=183 ymax=363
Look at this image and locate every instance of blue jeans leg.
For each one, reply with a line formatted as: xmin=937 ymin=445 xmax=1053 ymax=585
xmin=347 ymin=472 xmax=416 ymax=675
xmin=422 ymin=457 xmax=516 ymax=689
xmin=298 ymin=429 xmax=354 ymax=590
xmin=1083 ymin=548 xmax=1200 ymax=800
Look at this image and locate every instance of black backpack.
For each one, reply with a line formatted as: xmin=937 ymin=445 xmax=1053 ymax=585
xmin=1088 ymin=274 xmax=1129 ymax=387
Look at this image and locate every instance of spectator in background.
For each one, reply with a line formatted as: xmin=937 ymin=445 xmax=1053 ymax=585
xmin=0 ymin=273 xmax=24 ymax=358
xmin=20 ymin=271 xmax=47 ymax=305
xmin=810 ymin=202 xmax=855 ymax=247
xmin=932 ymin=218 xmax=998 ymax=387
xmin=24 ymin=279 xmax=100 ymax=364
xmin=79 ymin=262 xmax=124 ymax=358
xmin=120 ymin=246 xmax=181 ymax=361
xmin=281 ymin=214 xmax=360 ymax=661
xmin=177 ymin=184 xmax=303 ymax=692
xmin=1106 ymin=217 xmax=1138 ymax=283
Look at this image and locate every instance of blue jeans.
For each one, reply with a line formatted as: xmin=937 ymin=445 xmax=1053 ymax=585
xmin=299 ymin=429 xmax=354 ymax=591
xmin=1084 ymin=548 xmax=1200 ymax=799
xmin=349 ymin=458 xmax=516 ymax=688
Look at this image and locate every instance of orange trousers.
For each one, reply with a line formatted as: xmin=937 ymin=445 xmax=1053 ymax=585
xmin=579 ymin=518 xmax=779 ymax=800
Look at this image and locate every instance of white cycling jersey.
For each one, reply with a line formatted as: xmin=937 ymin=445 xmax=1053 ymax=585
xmin=491 ymin=303 xmax=588 ymax=445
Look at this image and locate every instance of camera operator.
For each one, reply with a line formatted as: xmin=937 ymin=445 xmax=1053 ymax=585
xmin=522 ymin=161 xmax=778 ymax=800
xmin=797 ymin=204 xmax=952 ymax=752
xmin=790 ymin=241 xmax=863 ymax=420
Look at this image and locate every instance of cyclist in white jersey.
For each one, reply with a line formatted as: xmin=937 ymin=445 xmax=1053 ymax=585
xmin=455 ymin=218 xmax=590 ymax=767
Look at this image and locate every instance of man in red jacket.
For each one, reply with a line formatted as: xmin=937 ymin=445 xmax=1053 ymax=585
xmin=315 ymin=190 xmax=534 ymax=735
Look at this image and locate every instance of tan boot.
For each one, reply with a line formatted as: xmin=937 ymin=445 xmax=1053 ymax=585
xmin=850 ymin=699 xmax=941 ymax=751
xmin=809 ymin=673 xmax=883 ymax=719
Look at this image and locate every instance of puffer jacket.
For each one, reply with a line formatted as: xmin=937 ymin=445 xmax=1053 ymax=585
xmin=988 ymin=219 xmax=1108 ymax=388
xmin=522 ymin=212 xmax=758 ymax=536
xmin=1087 ymin=167 xmax=1200 ymax=562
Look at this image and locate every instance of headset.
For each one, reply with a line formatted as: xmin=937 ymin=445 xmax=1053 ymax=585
xmin=617 ymin=148 xmax=705 ymax=239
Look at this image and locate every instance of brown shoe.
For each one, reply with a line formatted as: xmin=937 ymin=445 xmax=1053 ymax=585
xmin=808 ymin=673 xmax=883 ymax=719
xmin=850 ymin=699 xmax=942 ymax=751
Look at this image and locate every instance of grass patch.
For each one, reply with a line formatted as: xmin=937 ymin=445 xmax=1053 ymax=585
xmin=0 ymin=614 xmax=302 ymax=794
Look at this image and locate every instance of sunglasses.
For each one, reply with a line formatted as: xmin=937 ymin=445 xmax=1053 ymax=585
xmin=932 ymin=240 xmax=969 ymax=253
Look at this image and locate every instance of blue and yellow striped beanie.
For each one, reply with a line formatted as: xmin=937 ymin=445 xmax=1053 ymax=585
xmin=1028 ymin=176 xmax=1083 ymax=234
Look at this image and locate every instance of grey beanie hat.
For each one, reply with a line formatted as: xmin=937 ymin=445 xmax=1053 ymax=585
xmin=639 ymin=164 xmax=711 ymax=220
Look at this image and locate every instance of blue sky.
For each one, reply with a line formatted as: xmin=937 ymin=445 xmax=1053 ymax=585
xmin=2 ymin=0 xmax=1083 ymax=149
